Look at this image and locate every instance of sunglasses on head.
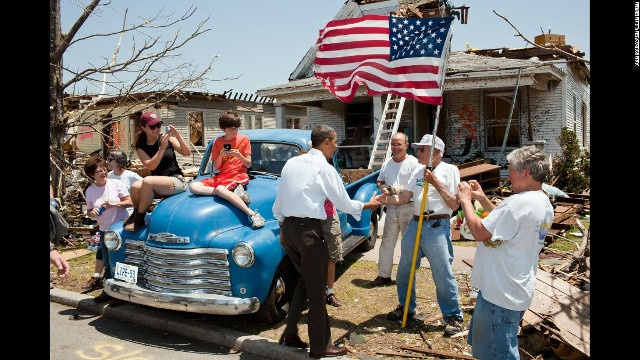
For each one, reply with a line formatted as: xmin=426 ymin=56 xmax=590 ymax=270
xmin=148 ymin=122 xmax=163 ymax=129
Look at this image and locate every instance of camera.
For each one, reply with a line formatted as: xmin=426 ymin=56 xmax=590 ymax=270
xmin=223 ymin=144 xmax=231 ymax=151
xmin=165 ymin=126 xmax=171 ymax=134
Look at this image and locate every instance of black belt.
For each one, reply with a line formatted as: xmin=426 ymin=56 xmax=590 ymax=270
xmin=412 ymin=214 xmax=450 ymax=221
xmin=286 ymin=216 xmax=322 ymax=223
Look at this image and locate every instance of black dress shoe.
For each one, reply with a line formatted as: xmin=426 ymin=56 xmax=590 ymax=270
xmin=309 ymin=345 xmax=348 ymax=359
xmin=326 ymin=293 xmax=342 ymax=307
xmin=278 ymin=333 xmax=309 ymax=349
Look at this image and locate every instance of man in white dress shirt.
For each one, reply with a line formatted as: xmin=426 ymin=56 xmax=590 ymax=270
xmin=273 ymin=124 xmax=380 ymax=359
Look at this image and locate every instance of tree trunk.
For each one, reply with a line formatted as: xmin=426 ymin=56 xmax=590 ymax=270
xmin=50 ymin=0 xmax=64 ymax=197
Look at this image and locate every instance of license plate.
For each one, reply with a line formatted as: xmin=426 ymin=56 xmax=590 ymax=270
xmin=114 ymin=262 xmax=138 ymax=284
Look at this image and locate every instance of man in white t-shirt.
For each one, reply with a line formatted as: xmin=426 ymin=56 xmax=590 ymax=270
xmin=370 ymin=132 xmax=419 ymax=287
xmin=457 ymin=145 xmax=554 ymax=360
xmin=374 ymin=134 xmax=465 ymax=336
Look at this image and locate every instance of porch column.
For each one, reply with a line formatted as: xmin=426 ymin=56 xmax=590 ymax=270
xmin=274 ymin=101 xmax=287 ymax=129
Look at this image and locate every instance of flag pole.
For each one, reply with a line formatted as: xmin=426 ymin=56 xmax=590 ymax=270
xmin=401 ymin=16 xmax=454 ymax=329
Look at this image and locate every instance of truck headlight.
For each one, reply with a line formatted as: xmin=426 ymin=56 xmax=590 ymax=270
xmin=104 ymin=230 xmax=122 ymax=251
xmin=232 ymin=242 xmax=255 ymax=267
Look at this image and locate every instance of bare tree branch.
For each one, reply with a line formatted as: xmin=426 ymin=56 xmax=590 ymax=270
xmin=493 ymin=10 xmax=590 ymax=65
xmin=51 ymin=0 xmax=101 ymax=63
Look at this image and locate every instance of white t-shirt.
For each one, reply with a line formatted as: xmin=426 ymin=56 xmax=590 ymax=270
xmin=108 ymin=170 xmax=141 ymax=215
xmin=86 ymin=179 xmax=131 ymax=231
xmin=108 ymin=170 xmax=142 ymax=191
xmin=377 ymin=155 xmax=419 ymax=192
xmin=470 ymin=190 xmax=554 ymax=311
xmin=405 ymin=161 xmax=460 ymax=216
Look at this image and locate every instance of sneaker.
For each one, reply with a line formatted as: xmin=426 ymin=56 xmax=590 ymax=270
xmin=386 ymin=305 xmax=414 ymax=321
xmin=249 ymin=211 xmax=265 ymax=229
xmin=370 ymin=276 xmax=392 ymax=287
xmin=234 ymin=185 xmax=251 ymax=204
xmin=82 ymin=276 xmax=103 ymax=291
xmin=444 ymin=317 xmax=467 ymax=337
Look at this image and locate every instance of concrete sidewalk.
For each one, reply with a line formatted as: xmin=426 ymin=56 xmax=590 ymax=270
xmin=50 ymin=211 xmax=476 ymax=360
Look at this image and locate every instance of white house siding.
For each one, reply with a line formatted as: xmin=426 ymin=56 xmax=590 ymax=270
xmin=308 ymin=100 xmax=346 ymax=143
xmin=558 ymin=63 xmax=590 ymax=150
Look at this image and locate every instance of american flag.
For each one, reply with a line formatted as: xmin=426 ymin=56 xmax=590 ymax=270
xmin=314 ymin=15 xmax=453 ymax=105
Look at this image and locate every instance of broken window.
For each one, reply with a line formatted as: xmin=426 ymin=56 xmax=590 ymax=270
xmin=189 ymin=111 xmax=204 ymax=147
xmin=287 ymin=117 xmax=301 ymax=129
xmin=485 ymin=92 xmax=520 ymax=148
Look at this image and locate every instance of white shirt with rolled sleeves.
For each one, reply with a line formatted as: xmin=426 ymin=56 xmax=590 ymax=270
xmin=272 ymin=148 xmax=364 ymax=221
xmin=406 ymin=162 xmax=460 ymax=216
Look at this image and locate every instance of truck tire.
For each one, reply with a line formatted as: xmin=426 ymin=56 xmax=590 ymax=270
xmin=358 ymin=211 xmax=379 ymax=251
xmin=255 ymin=258 xmax=299 ymax=324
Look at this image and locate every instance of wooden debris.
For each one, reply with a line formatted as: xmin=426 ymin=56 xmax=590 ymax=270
xmin=377 ymin=349 xmax=430 ymax=359
xmin=400 ymin=345 xmax=477 ymax=359
xmin=419 ymin=331 xmax=433 ymax=349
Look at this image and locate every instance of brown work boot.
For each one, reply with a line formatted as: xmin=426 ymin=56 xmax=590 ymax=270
xmin=81 ymin=275 xmax=103 ymax=291
xmin=124 ymin=211 xmax=146 ymax=232
xmin=370 ymin=276 xmax=392 ymax=287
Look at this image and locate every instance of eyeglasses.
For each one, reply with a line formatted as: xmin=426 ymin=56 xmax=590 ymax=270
xmin=148 ymin=123 xmax=163 ymax=130
xmin=416 ymin=147 xmax=428 ymax=153
xmin=93 ymin=168 xmax=107 ymax=174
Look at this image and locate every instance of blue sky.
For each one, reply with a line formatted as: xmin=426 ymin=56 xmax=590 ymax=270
xmin=61 ymin=0 xmax=589 ymax=96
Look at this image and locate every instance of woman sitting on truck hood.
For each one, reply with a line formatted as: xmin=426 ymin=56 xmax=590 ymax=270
xmin=124 ymin=111 xmax=191 ymax=232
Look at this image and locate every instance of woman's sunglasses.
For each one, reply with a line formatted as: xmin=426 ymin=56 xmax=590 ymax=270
xmin=148 ymin=123 xmax=163 ymax=129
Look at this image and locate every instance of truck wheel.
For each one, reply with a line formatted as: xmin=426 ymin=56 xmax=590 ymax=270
xmin=255 ymin=259 xmax=299 ymax=324
xmin=358 ymin=212 xmax=379 ymax=251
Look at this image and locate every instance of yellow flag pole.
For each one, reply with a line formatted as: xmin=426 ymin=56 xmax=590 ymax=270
xmin=398 ymin=13 xmax=454 ymax=328
xmin=401 ymin=107 xmax=441 ymax=328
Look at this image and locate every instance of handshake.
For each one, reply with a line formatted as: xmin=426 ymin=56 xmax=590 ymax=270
xmin=379 ymin=184 xmax=404 ymax=195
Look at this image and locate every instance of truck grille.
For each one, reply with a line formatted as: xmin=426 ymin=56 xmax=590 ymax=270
xmin=124 ymin=240 xmax=231 ymax=296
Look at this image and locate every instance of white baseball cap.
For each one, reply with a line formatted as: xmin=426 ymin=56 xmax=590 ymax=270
xmin=411 ymin=134 xmax=445 ymax=152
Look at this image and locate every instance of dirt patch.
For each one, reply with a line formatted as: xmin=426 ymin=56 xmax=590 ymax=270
xmin=52 ymin=252 xmax=560 ymax=359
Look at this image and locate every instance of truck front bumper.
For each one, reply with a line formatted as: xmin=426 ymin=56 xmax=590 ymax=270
xmin=104 ymin=279 xmax=260 ymax=315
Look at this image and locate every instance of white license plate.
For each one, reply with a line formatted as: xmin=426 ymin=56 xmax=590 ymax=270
xmin=114 ymin=262 xmax=138 ymax=284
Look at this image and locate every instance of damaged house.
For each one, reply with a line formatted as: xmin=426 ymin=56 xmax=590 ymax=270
xmin=65 ymin=90 xmax=307 ymax=167
xmin=256 ymin=0 xmax=590 ymax=168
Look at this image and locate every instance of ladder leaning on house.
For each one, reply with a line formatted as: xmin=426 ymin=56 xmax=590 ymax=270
xmin=367 ymin=94 xmax=406 ymax=170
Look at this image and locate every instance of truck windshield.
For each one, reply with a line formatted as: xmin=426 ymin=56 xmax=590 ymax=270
xmin=199 ymin=142 xmax=303 ymax=177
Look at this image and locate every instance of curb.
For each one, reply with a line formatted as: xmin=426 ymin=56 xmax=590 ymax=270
xmin=50 ymin=288 xmax=355 ymax=360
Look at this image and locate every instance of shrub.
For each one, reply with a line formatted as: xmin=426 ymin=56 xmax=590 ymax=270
xmin=552 ymin=127 xmax=590 ymax=193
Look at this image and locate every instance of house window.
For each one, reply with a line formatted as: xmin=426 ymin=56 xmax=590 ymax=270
xmin=581 ymin=100 xmax=587 ymax=147
xmin=345 ymin=101 xmax=373 ymax=143
xmin=485 ymin=92 xmax=520 ymax=148
xmin=573 ymin=95 xmax=577 ymax=133
xmin=242 ymin=115 xmax=262 ymax=129
xmin=189 ymin=111 xmax=204 ymax=147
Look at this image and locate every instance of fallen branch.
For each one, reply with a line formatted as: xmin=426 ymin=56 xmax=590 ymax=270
xmin=377 ymin=350 xmax=430 ymax=358
xmin=492 ymin=10 xmax=589 ymax=64
xmin=400 ymin=345 xmax=477 ymax=359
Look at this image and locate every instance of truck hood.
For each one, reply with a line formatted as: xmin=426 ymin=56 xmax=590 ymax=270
xmin=145 ymin=175 xmax=279 ymax=248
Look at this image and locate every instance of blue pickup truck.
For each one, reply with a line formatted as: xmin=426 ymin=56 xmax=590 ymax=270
xmin=103 ymin=129 xmax=380 ymax=324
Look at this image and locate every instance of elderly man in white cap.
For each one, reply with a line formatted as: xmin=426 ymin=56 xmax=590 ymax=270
xmin=374 ymin=133 xmax=465 ymax=336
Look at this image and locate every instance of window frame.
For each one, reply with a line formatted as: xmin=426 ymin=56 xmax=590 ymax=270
xmin=484 ymin=91 xmax=521 ymax=149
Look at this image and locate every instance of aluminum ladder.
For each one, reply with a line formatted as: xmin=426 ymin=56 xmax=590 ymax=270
xmin=367 ymin=94 xmax=406 ymax=170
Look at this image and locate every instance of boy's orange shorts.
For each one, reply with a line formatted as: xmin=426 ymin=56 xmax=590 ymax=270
xmin=200 ymin=172 xmax=249 ymax=190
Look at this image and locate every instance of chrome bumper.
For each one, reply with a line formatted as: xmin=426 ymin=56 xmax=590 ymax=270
xmin=104 ymin=279 xmax=260 ymax=315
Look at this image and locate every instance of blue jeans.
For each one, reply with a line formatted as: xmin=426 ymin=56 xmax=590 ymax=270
xmin=396 ymin=218 xmax=462 ymax=321
xmin=98 ymin=231 xmax=112 ymax=280
xmin=468 ymin=291 xmax=524 ymax=360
